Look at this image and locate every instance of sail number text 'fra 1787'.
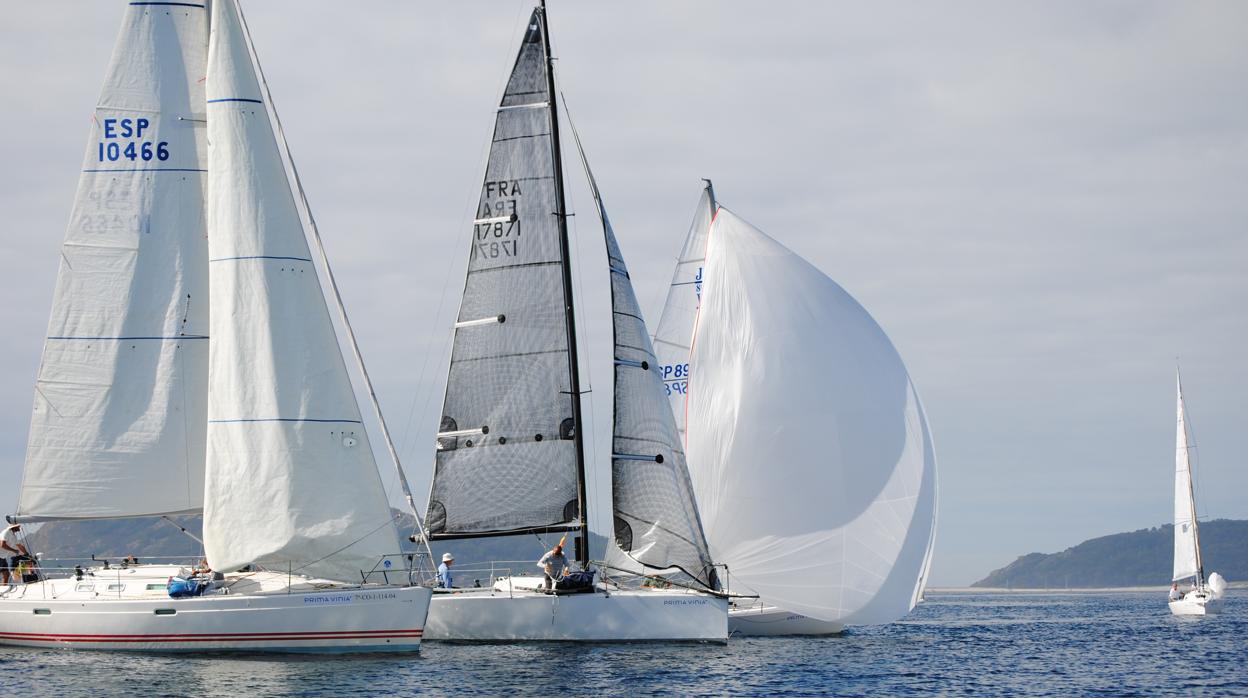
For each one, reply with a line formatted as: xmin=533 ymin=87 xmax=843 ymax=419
xmin=475 ymin=179 xmax=522 ymax=260
xmin=97 ymin=117 xmax=170 ymax=163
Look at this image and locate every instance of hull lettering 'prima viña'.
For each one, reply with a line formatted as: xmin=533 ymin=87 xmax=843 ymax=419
xmin=419 ymin=2 xmax=727 ymax=642
xmin=655 ymin=186 xmax=938 ymax=636
xmin=0 ymin=0 xmax=431 ymax=652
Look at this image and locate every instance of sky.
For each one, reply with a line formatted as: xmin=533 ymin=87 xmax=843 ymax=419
xmin=1 ymin=2 xmax=1245 ymax=587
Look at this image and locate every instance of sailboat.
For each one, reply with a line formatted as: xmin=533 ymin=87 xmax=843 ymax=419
xmin=1169 ymin=370 xmax=1227 ymax=616
xmin=653 ymin=183 xmax=938 ymax=635
xmin=0 ymin=0 xmax=432 ymax=652
xmin=419 ymin=3 xmax=727 ymax=642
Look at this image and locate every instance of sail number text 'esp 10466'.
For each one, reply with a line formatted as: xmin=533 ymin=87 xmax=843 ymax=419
xmin=96 ymin=118 xmax=170 ymax=164
xmin=475 ymin=179 xmax=522 ymax=260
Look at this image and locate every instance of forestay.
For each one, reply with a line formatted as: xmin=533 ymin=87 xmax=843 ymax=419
xmin=427 ymin=10 xmax=582 ymax=538
xmin=201 ymin=0 xmax=399 ymax=582
xmin=16 ymin=3 xmax=210 ymax=522
xmin=686 ymin=209 xmax=937 ymax=624
xmin=652 ymin=185 xmax=716 ymax=440
xmin=567 ymin=124 xmax=717 ymax=589
xmin=1173 ymin=371 xmax=1201 ymax=582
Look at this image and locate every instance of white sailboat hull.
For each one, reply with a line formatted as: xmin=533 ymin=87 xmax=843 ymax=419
xmin=424 ymin=577 xmax=726 ymax=642
xmin=1169 ymin=591 xmax=1225 ymax=617
xmin=0 ymin=567 xmax=431 ymax=652
xmin=728 ymin=605 xmax=843 ymax=636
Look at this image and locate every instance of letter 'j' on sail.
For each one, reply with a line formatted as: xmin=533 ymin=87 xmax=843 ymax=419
xmin=16 ymin=3 xmax=210 ymax=523
xmin=200 ymin=0 xmax=399 ymax=582
xmin=685 ymin=208 xmax=938 ymax=625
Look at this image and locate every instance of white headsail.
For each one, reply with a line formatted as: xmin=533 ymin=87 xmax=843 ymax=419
xmin=652 ymin=184 xmax=715 ymax=440
xmin=15 ymin=3 xmax=210 ymax=523
xmin=1173 ymin=370 xmax=1201 ymax=582
xmin=201 ymin=0 xmax=399 ymax=582
xmin=685 ymin=208 xmax=937 ymax=624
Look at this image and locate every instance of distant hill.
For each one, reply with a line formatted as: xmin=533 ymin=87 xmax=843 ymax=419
xmin=24 ymin=512 xmax=607 ymax=583
xmin=973 ymin=519 xmax=1248 ymax=588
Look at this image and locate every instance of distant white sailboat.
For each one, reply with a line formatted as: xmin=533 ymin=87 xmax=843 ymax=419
xmin=654 ymin=185 xmax=938 ymax=635
xmin=1169 ymin=369 xmax=1227 ymax=617
xmin=0 ymin=0 xmax=431 ymax=652
xmin=418 ymin=3 xmax=726 ymax=642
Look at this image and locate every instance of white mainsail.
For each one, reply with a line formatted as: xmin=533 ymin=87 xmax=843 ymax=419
xmin=652 ymin=184 xmax=715 ymax=440
xmin=15 ymin=3 xmax=210 ymax=522
xmin=1173 ymin=370 xmax=1201 ymax=582
xmin=685 ymin=208 xmax=937 ymax=624
xmin=201 ymin=0 xmax=399 ymax=582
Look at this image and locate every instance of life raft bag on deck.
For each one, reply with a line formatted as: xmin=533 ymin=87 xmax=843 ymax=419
xmin=167 ymin=577 xmax=208 ymax=598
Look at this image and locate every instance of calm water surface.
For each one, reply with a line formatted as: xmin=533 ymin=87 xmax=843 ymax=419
xmin=1 ymin=592 xmax=1244 ymax=695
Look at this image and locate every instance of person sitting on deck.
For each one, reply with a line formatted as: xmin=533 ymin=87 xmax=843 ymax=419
xmin=1169 ymin=583 xmax=1183 ymax=601
xmin=437 ymin=552 xmax=454 ymax=589
xmin=538 ymin=544 xmax=570 ymax=591
xmin=1 ymin=523 xmax=29 ymax=585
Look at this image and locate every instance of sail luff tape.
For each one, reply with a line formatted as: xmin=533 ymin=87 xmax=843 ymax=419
xmin=454 ymin=314 xmax=506 ymax=329
xmin=438 ymin=426 xmax=489 ymax=438
xmin=498 ymin=102 xmax=550 ymax=112
xmin=473 ymin=213 xmax=519 ymax=225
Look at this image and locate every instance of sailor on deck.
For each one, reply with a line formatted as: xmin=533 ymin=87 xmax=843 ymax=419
xmin=538 ymin=544 xmax=569 ymax=590
xmin=437 ymin=552 xmax=454 ymax=589
xmin=1168 ymin=583 xmax=1183 ymax=601
xmin=1 ymin=524 xmax=28 ymax=585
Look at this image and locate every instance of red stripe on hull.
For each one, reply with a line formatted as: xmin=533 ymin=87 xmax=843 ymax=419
xmin=0 ymin=629 xmax=422 ymax=643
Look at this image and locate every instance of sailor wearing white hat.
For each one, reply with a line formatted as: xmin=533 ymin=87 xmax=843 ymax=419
xmin=437 ymin=552 xmax=455 ymax=589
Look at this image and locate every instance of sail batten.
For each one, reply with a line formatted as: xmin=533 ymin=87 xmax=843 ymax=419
xmin=16 ymin=3 xmax=210 ymax=523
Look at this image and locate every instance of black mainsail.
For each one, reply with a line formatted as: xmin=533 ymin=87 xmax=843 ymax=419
xmin=427 ymin=7 xmax=587 ymax=553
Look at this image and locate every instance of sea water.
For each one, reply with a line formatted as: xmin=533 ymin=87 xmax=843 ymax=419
xmin=0 ymin=592 xmax=1243 ymax=695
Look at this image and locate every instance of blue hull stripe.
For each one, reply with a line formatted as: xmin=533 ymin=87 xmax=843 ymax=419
xmin=208 ymin=98 xmax=263 ymax=104
xmin=130 ymin=2 xmax=207 ymax=8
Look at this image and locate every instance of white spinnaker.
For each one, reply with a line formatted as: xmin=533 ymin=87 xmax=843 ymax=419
xmin=686 ymin=209 xmax=937 ymax=624
xmin=16 ymin=4 xmax=209 ymax=522
xmin=652 ymin=185 xmax=715 ymax=440
xmin=202 ymin=0 xmax=399 ymax=582
xmin=1173 ymin=372 xmax=1200 ymax=582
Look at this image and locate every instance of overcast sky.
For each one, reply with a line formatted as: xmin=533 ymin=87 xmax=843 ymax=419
xmin=1 ymin=2 xmax=1245 ymax=586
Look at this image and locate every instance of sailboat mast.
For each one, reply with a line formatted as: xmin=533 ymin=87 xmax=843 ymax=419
xmin=540 ymin=0 xmax=590 ymax=568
